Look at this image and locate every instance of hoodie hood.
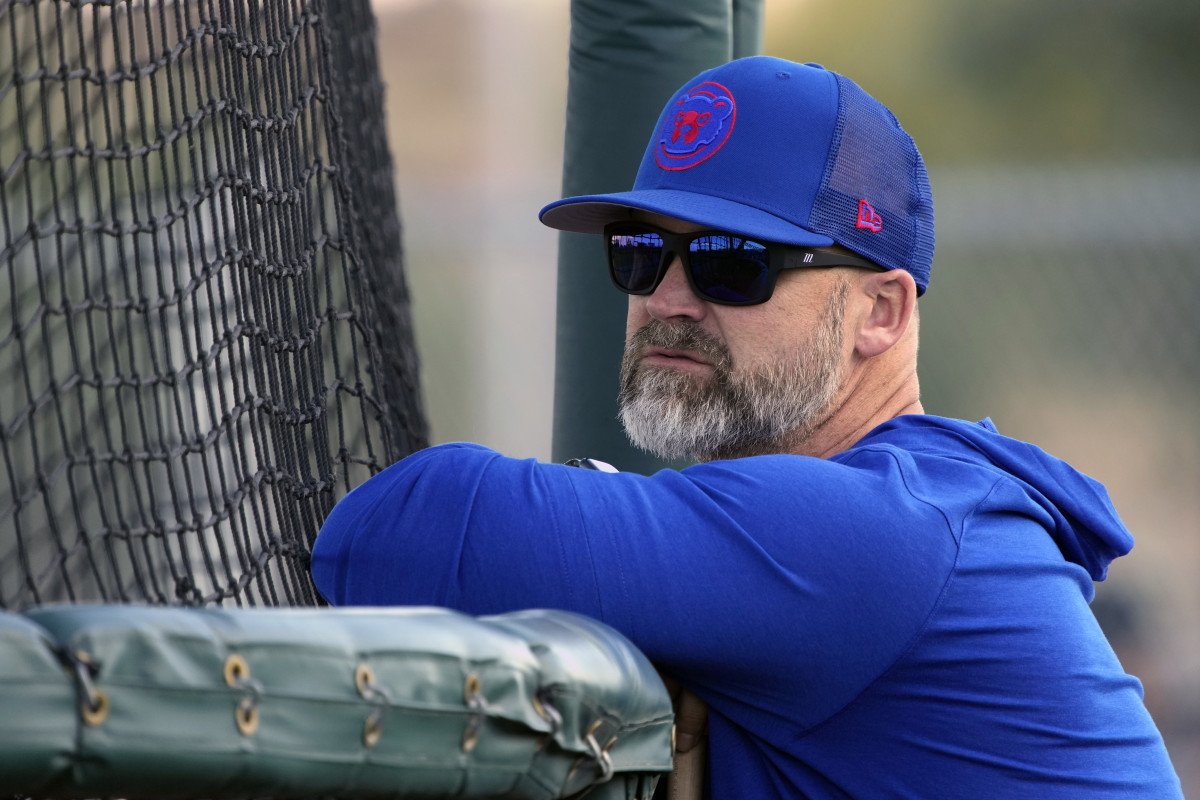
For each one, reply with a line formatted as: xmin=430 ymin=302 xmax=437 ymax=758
xmin=862 ymin=415 xmax=1133 ymax=582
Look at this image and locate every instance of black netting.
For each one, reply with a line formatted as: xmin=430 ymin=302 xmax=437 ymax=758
xmin=0 ymin=0 xmax=427 ymax=611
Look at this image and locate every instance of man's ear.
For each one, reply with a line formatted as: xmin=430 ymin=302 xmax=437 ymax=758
xmin=854 ymin=269 xmax=918 ymax=359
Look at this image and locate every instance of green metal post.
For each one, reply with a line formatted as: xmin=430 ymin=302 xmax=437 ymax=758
xmin=551 ymin=0 xmax=764 ymax=472
xmin=733 ymin=0 xmax=766 ymax=59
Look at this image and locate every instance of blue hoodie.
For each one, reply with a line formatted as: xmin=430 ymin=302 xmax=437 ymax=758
xmin=312 ymin=415 xmax=1183 ymax=798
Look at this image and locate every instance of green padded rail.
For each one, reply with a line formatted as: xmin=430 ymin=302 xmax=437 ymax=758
xmin=1 ymin=605 xmax=673 ymax=799
xmin=0 ymin=612 xmax=77 ymax=791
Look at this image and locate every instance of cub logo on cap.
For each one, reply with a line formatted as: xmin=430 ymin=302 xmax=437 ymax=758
xmin=655 ymin=81 xmax=736 ymax=171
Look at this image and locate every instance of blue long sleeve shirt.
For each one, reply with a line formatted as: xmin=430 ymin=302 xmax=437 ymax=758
xmin=312 ymin=415 xmax=1182 ymax=798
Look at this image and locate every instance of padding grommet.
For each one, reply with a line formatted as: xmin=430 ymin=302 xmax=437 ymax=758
xmin=80 ymin=689 xmax=110 ymax=726
xmin=531 ymin=688 xmax=562 ymax=739
xmin=461 ymin=722 xmax=481 ymax=753
xmin=363 ymin=714 xmax=383 ymax=747
xmin=72 ymin=649 xmax=109 ymax=726
xmin=463 ymin=672 xmax=481 ymax=704
xmin=462 ymin=672 xmax=485 ymax=753
xmin=356 ymin=663 xmax=391 ymax=748
xmin=224 ymin=654 xmax=260 ymax=737
xmin=236 ymin=696 xmax=260 ymax=736
xmin=355 ymin=663 xmax=375 ymax=697
xmin=223 ymin=654 xmax=249 ymax=687
xmin=568 ymin=719 xmax=614 ymax=783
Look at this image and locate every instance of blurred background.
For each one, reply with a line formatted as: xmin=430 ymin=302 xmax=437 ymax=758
xmin=372 ymin=0 xmax=1198 ymax=788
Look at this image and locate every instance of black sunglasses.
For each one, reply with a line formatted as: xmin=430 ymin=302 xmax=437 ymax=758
xmin=604 ymin=222 xmax=884 ymax=306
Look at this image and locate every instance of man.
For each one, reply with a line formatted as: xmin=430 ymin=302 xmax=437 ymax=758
xmin=312 ymin=57 xmax=1182 ymax=797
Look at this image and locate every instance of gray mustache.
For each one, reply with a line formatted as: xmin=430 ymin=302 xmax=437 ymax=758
xmin=627 ymin=319 xmax=731 ymax=368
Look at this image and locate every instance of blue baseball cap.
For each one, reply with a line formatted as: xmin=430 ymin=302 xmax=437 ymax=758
xmin=539 ymin=56 xmax=935 ymax=294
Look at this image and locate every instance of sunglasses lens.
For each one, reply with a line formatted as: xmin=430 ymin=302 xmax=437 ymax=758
xmin=609 ymin=231 xmax=664 ymax=293
xmin=689 ymin=235 xmax=771 ymax=304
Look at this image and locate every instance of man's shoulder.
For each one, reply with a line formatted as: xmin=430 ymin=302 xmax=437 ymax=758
xmin=835 ymin=414 xmax=1013 ymax=486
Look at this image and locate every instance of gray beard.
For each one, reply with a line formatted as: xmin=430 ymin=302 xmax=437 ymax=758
xmin=618 ymin=281 xmax=847 ymax=462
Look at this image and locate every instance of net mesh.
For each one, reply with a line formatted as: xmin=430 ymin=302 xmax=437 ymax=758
xmin=0 ymin=0 xmax=427 ymax=611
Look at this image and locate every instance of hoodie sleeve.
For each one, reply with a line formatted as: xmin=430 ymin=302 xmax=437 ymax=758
xmin=311 ymin=442 xmax=959 ymax=730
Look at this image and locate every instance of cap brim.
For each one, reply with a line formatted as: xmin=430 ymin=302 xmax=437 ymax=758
xmin=539 ymin=189 xmax=834 ymax=248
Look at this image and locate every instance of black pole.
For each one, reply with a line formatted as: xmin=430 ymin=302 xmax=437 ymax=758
xmin=551 ymin=0 xmax=764 ymax=472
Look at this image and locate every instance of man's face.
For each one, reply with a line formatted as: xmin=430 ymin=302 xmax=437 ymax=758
xmin=618 ymin=214 xmax=852 ymax=462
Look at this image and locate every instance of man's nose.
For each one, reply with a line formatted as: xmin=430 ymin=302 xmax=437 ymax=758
xmin=644 ymin=257 xmax=707 ymax=322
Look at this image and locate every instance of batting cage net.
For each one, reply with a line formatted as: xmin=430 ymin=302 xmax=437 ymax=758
xmin=1 ymin=0 xmax=427 ymax=611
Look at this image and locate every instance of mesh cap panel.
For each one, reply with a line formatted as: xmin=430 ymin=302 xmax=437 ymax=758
xmin=809 ymin=75 xmax=935 ymax=292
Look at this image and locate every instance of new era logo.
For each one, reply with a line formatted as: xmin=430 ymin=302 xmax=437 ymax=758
xmin=856 ymin=199 xmax=883 ymax=232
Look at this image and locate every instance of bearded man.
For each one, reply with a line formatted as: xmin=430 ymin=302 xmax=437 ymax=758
xmin=311 ymin=57 xmax=1182 ymax=798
